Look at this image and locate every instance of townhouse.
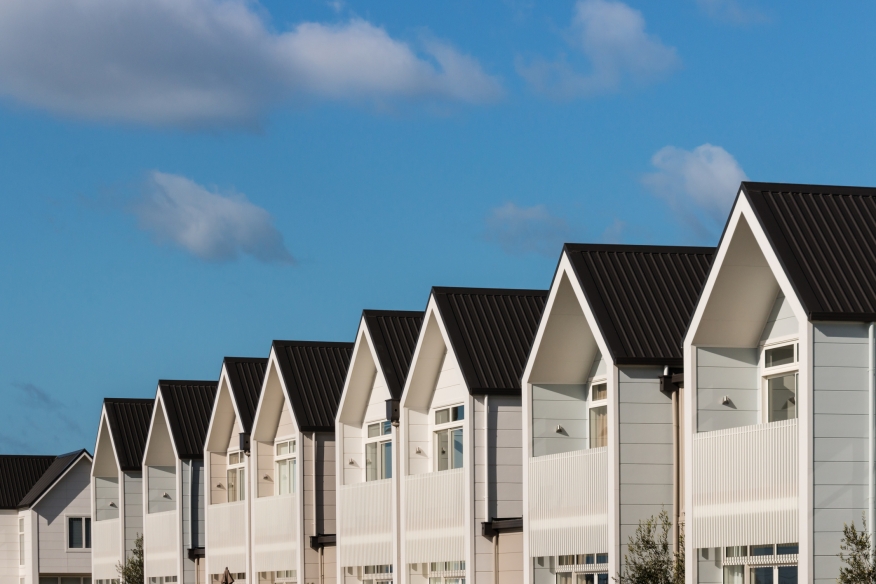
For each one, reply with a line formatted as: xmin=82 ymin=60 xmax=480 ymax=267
xmin=335 ymin=310 xmax=424 ymax=584
xmin=519 ymin=244 xmax=714 ymax=584
xmin=142 ymin=381 xmax=218 ymax=584
xmin=92 ymin=398 xmax=154 ymax=584
xmin=399 ymin=287 xmax=548 ymax=584
xmin=683 ymin=182 xmax=876 ymax=584
xmin=1 ymin=450 xmax=93 ymax=584
xmin=248 ymin=341 xmax=354 ymax=584
xmin=203 ymin=358 xmax=268 ymax=584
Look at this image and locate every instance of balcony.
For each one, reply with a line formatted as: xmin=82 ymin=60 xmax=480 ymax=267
xmin=692 ymin=419 xmax=798 ymax=548
xmin=144 ymin=511 xmax=178 ymax=577
xmin=528 ymin=448 xmax=608 ymax=557
xmin=206 ymin=501 xmax=247 ymax=573
xmin=93 ymin=518 xmax=121 ymax=580
xmin=405 ymin=468 xmax=465 ymax=564
xmin=252 ymin=495 xmax=298 ymax=572
xmin=339 ymin=479 xmax=392 ymax=568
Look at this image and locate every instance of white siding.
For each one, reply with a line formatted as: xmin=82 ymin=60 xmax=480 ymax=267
xmin=337 ymin=480 xmax=392 ymax=567
xmin=342 ymin=367 xmax=391 ymax=487
xmin=124 ymin=471 xmax=143 ymax=559
xmin=696 ymin=348 xmax=758 ymax=432
xmin=205 ymin=503 xmax=245 ymax=573
xmin=407 ymin=409 xmax=430 ymax=476
xmin=94 ymin=477 xmax=119 ymax=522
xmin=144 ymin=511 xmax=178 ymax=579
xmin=303 ymin=432 xmax=337 ymax=584
xmin=147 ymin=467 xmax=176 ymax=514
xmin=531 ymin=385 xmax=587 ymax=457
xmin=488 ymin=396 xmax=523 ymax=519
xmin=0 ymin=509 xmax=20 ymax=584
xmin=92 ymin=518 xmax=120 ymax=580
xmin=812 ymin=322 xmax=870 ymax=584
xmin=404 ymin=468 xmax=465 ymax=564
xmin=35 ymin=458 xmax=92 ymax=576
xmin=759 ymin=293 xmax=799 ymax=343
xmin=252 ymin=495 xmax=297 ymax=573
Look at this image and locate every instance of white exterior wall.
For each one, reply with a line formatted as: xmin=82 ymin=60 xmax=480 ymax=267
xmin=0 ymin=509 xmax=22 ymax=584
xmin=303 ymin=431 xmax=337 ymax=584
xmin=123 ymin=471 xmax=143 ymax=559
xmin=35 ymin=458 xmax=93 ymax=577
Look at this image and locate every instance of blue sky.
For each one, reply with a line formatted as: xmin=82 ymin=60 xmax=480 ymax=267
xmin=1 ymin=0 xmax=875 ymax=454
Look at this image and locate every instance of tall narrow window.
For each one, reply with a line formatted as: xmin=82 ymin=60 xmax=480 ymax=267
xmin=589 ymin=382 xmax=608 ymax=448
xmin=67 ymin=517 xmax=91 ymax=549
xmin=365 ymin=422 xmax=392 ymax=481
xmin=19 ymin=518 xmax=24 ymax=565
xmin=434 ymin=406 xmax=464 ymax=471
xmin=275 ymin=440 xmax=296 ymax=495
xmin=763 ymin=343 xmax=798 ymax=423
xmin=227 ymin=451 xmax=245 ymax=502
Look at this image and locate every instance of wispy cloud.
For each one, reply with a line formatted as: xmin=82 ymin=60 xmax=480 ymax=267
xmin=601 ymin=219 xmax=625 ymax=243
xmin=484 ymin=202 xmax=570 ymax=257
xmin=695 ymin=0 xmax=768 ymax=25
xmin=132 ymin=172 xmax=294 ymax=264
xmin=11 ymin=382 xmax=83 ymax=434
xmin=517 ymin=0 xmax=678 ymax=99
xmin=642 ymin=143 xmax=748 ymax=236
xmin=0 ymin=0 xmax=502 ymax=128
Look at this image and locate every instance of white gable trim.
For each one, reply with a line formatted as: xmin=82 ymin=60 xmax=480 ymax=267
xmin=143 ymin=389 xmax=181 ymax=462
xmin=26 ymin=450 xmax=93 ymax=509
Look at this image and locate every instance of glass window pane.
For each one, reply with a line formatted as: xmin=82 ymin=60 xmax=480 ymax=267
xmin=436 ymin=431 xmax=449 ymax=471
xmin=596 ymin=554 xmax=608 ymax=564
xmin=750 ymin=568 xmax=773 ymax=584
xmin=85 ymin=518 xmax=91 ymax=548
xmin=556 ymin=574 xmax=572 ymax=584
xmin=19 ymin=533 xmax=24 ymax=564
xmin=777 ymin=567 xmax=797 ymax=584
xmin=777 ymin=543 xmax=799 ymax=555
xmin=291 ymin=459 xmax=297 ymax=493
xmin=452 ymin=406 xmax=464 ymax=421
xmin=366 ymin=442 xmax=378 ymax=481
xmin=238 ymin=468 xmax=246 ymax=501
xmin=452 ymin=428 xmax=464 ymax=469
xmin=382 ymin=421 xmax=392 ymax=436
xmin=291 ymin=441 xmax=296 ymax=454
xmin=592 ymin=383 xmax=607 ymax=401
xmin=382 ymin=442 xmax=392 ymax=479
xmin=368 ymin=424 xmax=381 ymax=438
xmin=765 ymin=345 xmax=795 ymax=368
xmin=769 ymin=374 xmax=797 ymax=422
xmin=277 ymin=460 xmax=289 ymax=495
xmin=725 ymin=546 xmax=747 ymax=558
xmin=723 ymin=566 xmax=743 ymax=584
xmin=596 ymin=575 xmax=607 ymax=584
xmin=61 ymin=578 xmax=81 ymax=584
xmin=751 ymin=545 xmax=774 ymax=556
xmin=69 ymin=517 xmax=83 ymax=548
xmin=40 ymin=579 xmax=58 ymax=584
xmin=227 ymin=469 xmax=237 ymax=502
xmin=435 ymin=409 xmax=450 ymax=425
xmin=585 ymin=554 xmax=594 ymax=565
xmin=590 ymin=406 xmax=608 ymax=448
xmin=277 ymin=442 xmax=288 ymax=456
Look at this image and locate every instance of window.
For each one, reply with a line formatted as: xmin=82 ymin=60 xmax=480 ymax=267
xmin=589 ymin=382 xmax=607 ymax=448
xmin=722 ymin=543 xmax=798 ymax=584
xmin=363 ymin=565 xmax=392 ymax=584
xmin=763 ymin=343 xmax=798 ymax=423
xmin=227 ymin=451 xmax=245 ymax=502
xmin=96 ymin=580 xmax=120 ymax=584
xmin=212 ymin=574 xmax=245 ymax=584
xmin=275 ymin=440 xmax=296 ymax=495
xmin=366 ymin=422 xmax=392 ymax=481
xmin=429 ymin=561 xmax=464 ymax=584
xmin=148 ymin=578 xmax=178 ymax=584
xmin=19 ymin=518 xmax=24 ymax=565
xmin=552 ymin=553 xmax=608 ymax=584
xmin=258 ymin=571 xmax=297 ymax=584
xmin=67 ymin=517 xmax=91 ymax=549
xmin=434 ymin=407 xmax=464 ymax=472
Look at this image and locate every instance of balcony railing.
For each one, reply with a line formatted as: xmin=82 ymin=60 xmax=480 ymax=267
xmin=206 ymin=501 xmax=247 ymax=573
xmin=528 ymin=448 xmax=608 ymax=557
xmin=338 ymin=479 xmax=392 ymax=568
xmin=144 ymin=511 xmax=178 ymax=578
xmin=405 ymin=468 xmax=465 ymax=564
xmin=252 ymin=495 xmax=297 ymax=573
xmin=92 ymin=518 xmax=121 ymax=580
xmin=692 ymin=419 xmax=798 ymax=548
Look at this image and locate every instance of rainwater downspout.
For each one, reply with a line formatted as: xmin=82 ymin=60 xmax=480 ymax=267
xmin=664 ymin=365 xmax=680 ymax=552
xmin=869 ymin=323 xmax=875 ymax=553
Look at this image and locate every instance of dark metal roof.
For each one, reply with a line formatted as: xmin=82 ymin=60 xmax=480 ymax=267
xmin=222 ymin=358 xmax=268 ymax=434
xmin=362 ymin=310 xmax=425 ymax=399
xmin=564 ymin=244 xmax=715 ymax=366
xmin=741 ymin=182 xmax=876 ymax=321
xmin=104 ymin=398 xmax=154 ymax=471
xmin=272 ymin=341 xmax=354 ymax=432
xmin=17 ymin=449 xmax=91 ymax=508
xmin=0 ymin=454 xmax=57 ymax=508
xmin=432 ymin=287 xmax=548 ymax=395
xmin=157 ymin=380 xmax=218 ymax=459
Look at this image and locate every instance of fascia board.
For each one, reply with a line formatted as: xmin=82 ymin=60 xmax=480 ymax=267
xmin=250 ymin=347 xmax=279 ymax=440
xmin=93 ymin=407 xmax=122 ymax=477
xmin=27 ymin=451 xmax=93 ymax=509
xmin=204 ymin=366 xmax=242 ymax=453
xmin=399 ymin=295 xmax=459 ymax=411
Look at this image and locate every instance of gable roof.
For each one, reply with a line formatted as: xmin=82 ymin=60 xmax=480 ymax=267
xmin=0 ymin=454 xmax=57 ymax=508
xmin=740 ymin=182 xmax=876 ymax=321
xmin=157 ymin=380 xmax=218 ymax=459
xmin=273 ymin=341 xmax=354 ymax=432
xmin=362 ymin=310 xmax=424 ymax=400
xmin=17 ymin=449 xmax=91 ymax=508
xmin=564 ymin=244 xmax=715 ymax=366
xmin=432 ymin=287 xmax=548 ymax=395
xmin=104 ymin=398 xmax=154 ymax=471
xmin=223 ymin=358 xmax=268 ymax=434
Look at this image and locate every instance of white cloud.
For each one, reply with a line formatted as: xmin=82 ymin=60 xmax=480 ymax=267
xmin=643 ymin=143 xmax=748 ymax=234
xmin=484 ymin=202 xmax=569 ymax=257
xmin=0 ymin=0 xmax=502 ymax=127
xmin=517 ymin=0 xmax=678 ymax=99
xmin=695 ymin=0 xmax=768 ymax=25
xmin=133 ymin=171 xmax=295 ymax=264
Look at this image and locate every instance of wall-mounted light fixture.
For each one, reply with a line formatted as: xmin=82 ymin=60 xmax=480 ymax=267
xmin=555 ymin=424 xmax=564 ymax=433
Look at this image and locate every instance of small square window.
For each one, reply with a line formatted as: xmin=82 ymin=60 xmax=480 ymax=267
xmin=776 ymin=543 xmax=799 ymax=555
xmin=725 ymin=546 xmax=748 ymax=557
xmin=591 ymin=383 xmax=607 ymax=401
xmin=595 ymin=553 xmax=608 ymax=564
xmin=765 ymin=345 xmax=795 ymax=368
xmin=751 ymin=545 xmax=774 ymax=556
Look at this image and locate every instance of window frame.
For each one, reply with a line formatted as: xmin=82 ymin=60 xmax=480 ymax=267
xmin=588 ymin=377 xmax=608 ymax=449
xmin=65 ymin=515 xmax=92 ymax=551
xmin=760 ymin=339 xmax=799 ymax=424
xmin=227 ymin=450 xmax=246 ymax=503
xmin=721 ymin=543 xmax=798 ymax=584
xmin=364 ymin=421 xmax=392 ymax=482
xmin=274 ymin=437 xmax=297 ymax=496
xmin=433 ymin=404 xmax=465 ymax=472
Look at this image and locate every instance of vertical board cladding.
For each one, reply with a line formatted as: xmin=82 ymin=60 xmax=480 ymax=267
xmin=488 ymin=396 xmax=523 ymax=519
xmin=148 ymin=466 xmax=177 ymax=514
xmin=35 ymin=458 xmax=92 ymax=575
xmin=253 ymin=495 xmax=298 ymax=572
xmin=144 ymin=509 xmax=179 ymax=578
xmin=760 ymin=293 xmax=799 ymax=344
xmin=696 ymin=348 xmax=758 ymax=432
xmin=337 ymin=480 xmax=392 ymax=568
xmin=531 ymin=385 xmax=588 ymax=457
xmin=405 ymin=468 xmax=466 ymax=564
xmin=191 ymin=461 xmax=204 ymax=550
xmin=812 ymin=322 xmax=870 ymax=584
xmin=124 ymin=471 xmax=143 ymax=559
xmin=618 ymin=367 xmax=673 ymax=559
xmin=0 ymin=510 xmax=18 ymax=584
xmin=93 ymin=518 xmax=121 ymax=579
xmin=94 ymin=476 xmax=120 ymax=521
xmin=205 ymin=503 xmax=246 ymax=574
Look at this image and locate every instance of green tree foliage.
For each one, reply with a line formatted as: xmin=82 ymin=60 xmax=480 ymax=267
xmin=616 ymin=509 xmax=684 ymax=584
xmin=838 ymin=519 xmax=876 ymax=584
xmin=117 ymin=534 xmax=144 ymax=584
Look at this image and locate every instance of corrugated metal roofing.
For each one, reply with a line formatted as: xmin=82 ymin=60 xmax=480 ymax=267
xmin=223 ymin=358 xmax=268 ymax=433
xmin=18 ymin=450 xmax=91 ymax=508
xmin=104 ymin=398 xmax=154 ymax=471
xmin=742 ymin=182 xmax=876 ymax=321
xmin=273 ymin=341 xmax=354 ymax=432
xmin=157 ymin=381 xmax=218 ymax=459
xmin=432 ymin=287 xmax=548 ymax=395
xmin=565 ymin=244 xmax=715 ymax=366
xmin=0 ymin=454 xmax=57 ymax=508
xmin=363 ymin=310 xmax=424 ymax=399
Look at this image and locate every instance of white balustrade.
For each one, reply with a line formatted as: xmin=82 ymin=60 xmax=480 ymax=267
xmin=405 ymin=468 xmax=465 ymax=564
xmin=338 ymin=479 xmax=392 ymax=568
xmin=206 ymin=502 xmax=247 ymax=573
xmin=144 ymin=511 xmax=178 ymax=578
xmin=252 ymin=495 xmax=297 ymax=573
xmin=93 ymin=518 xmax=121 ymax=580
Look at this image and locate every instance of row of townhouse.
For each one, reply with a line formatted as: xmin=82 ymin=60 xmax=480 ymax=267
xmin=4 ymin=181 xmax=873 ymax=584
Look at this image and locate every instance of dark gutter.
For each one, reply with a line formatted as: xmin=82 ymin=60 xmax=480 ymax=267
xmin=188 ymin=548 xmax=205 ymax=560
xmin=309 ymin=534 xmax=336 ymax=549
xmin=481 ymin=517 xmax=523 ymax=537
